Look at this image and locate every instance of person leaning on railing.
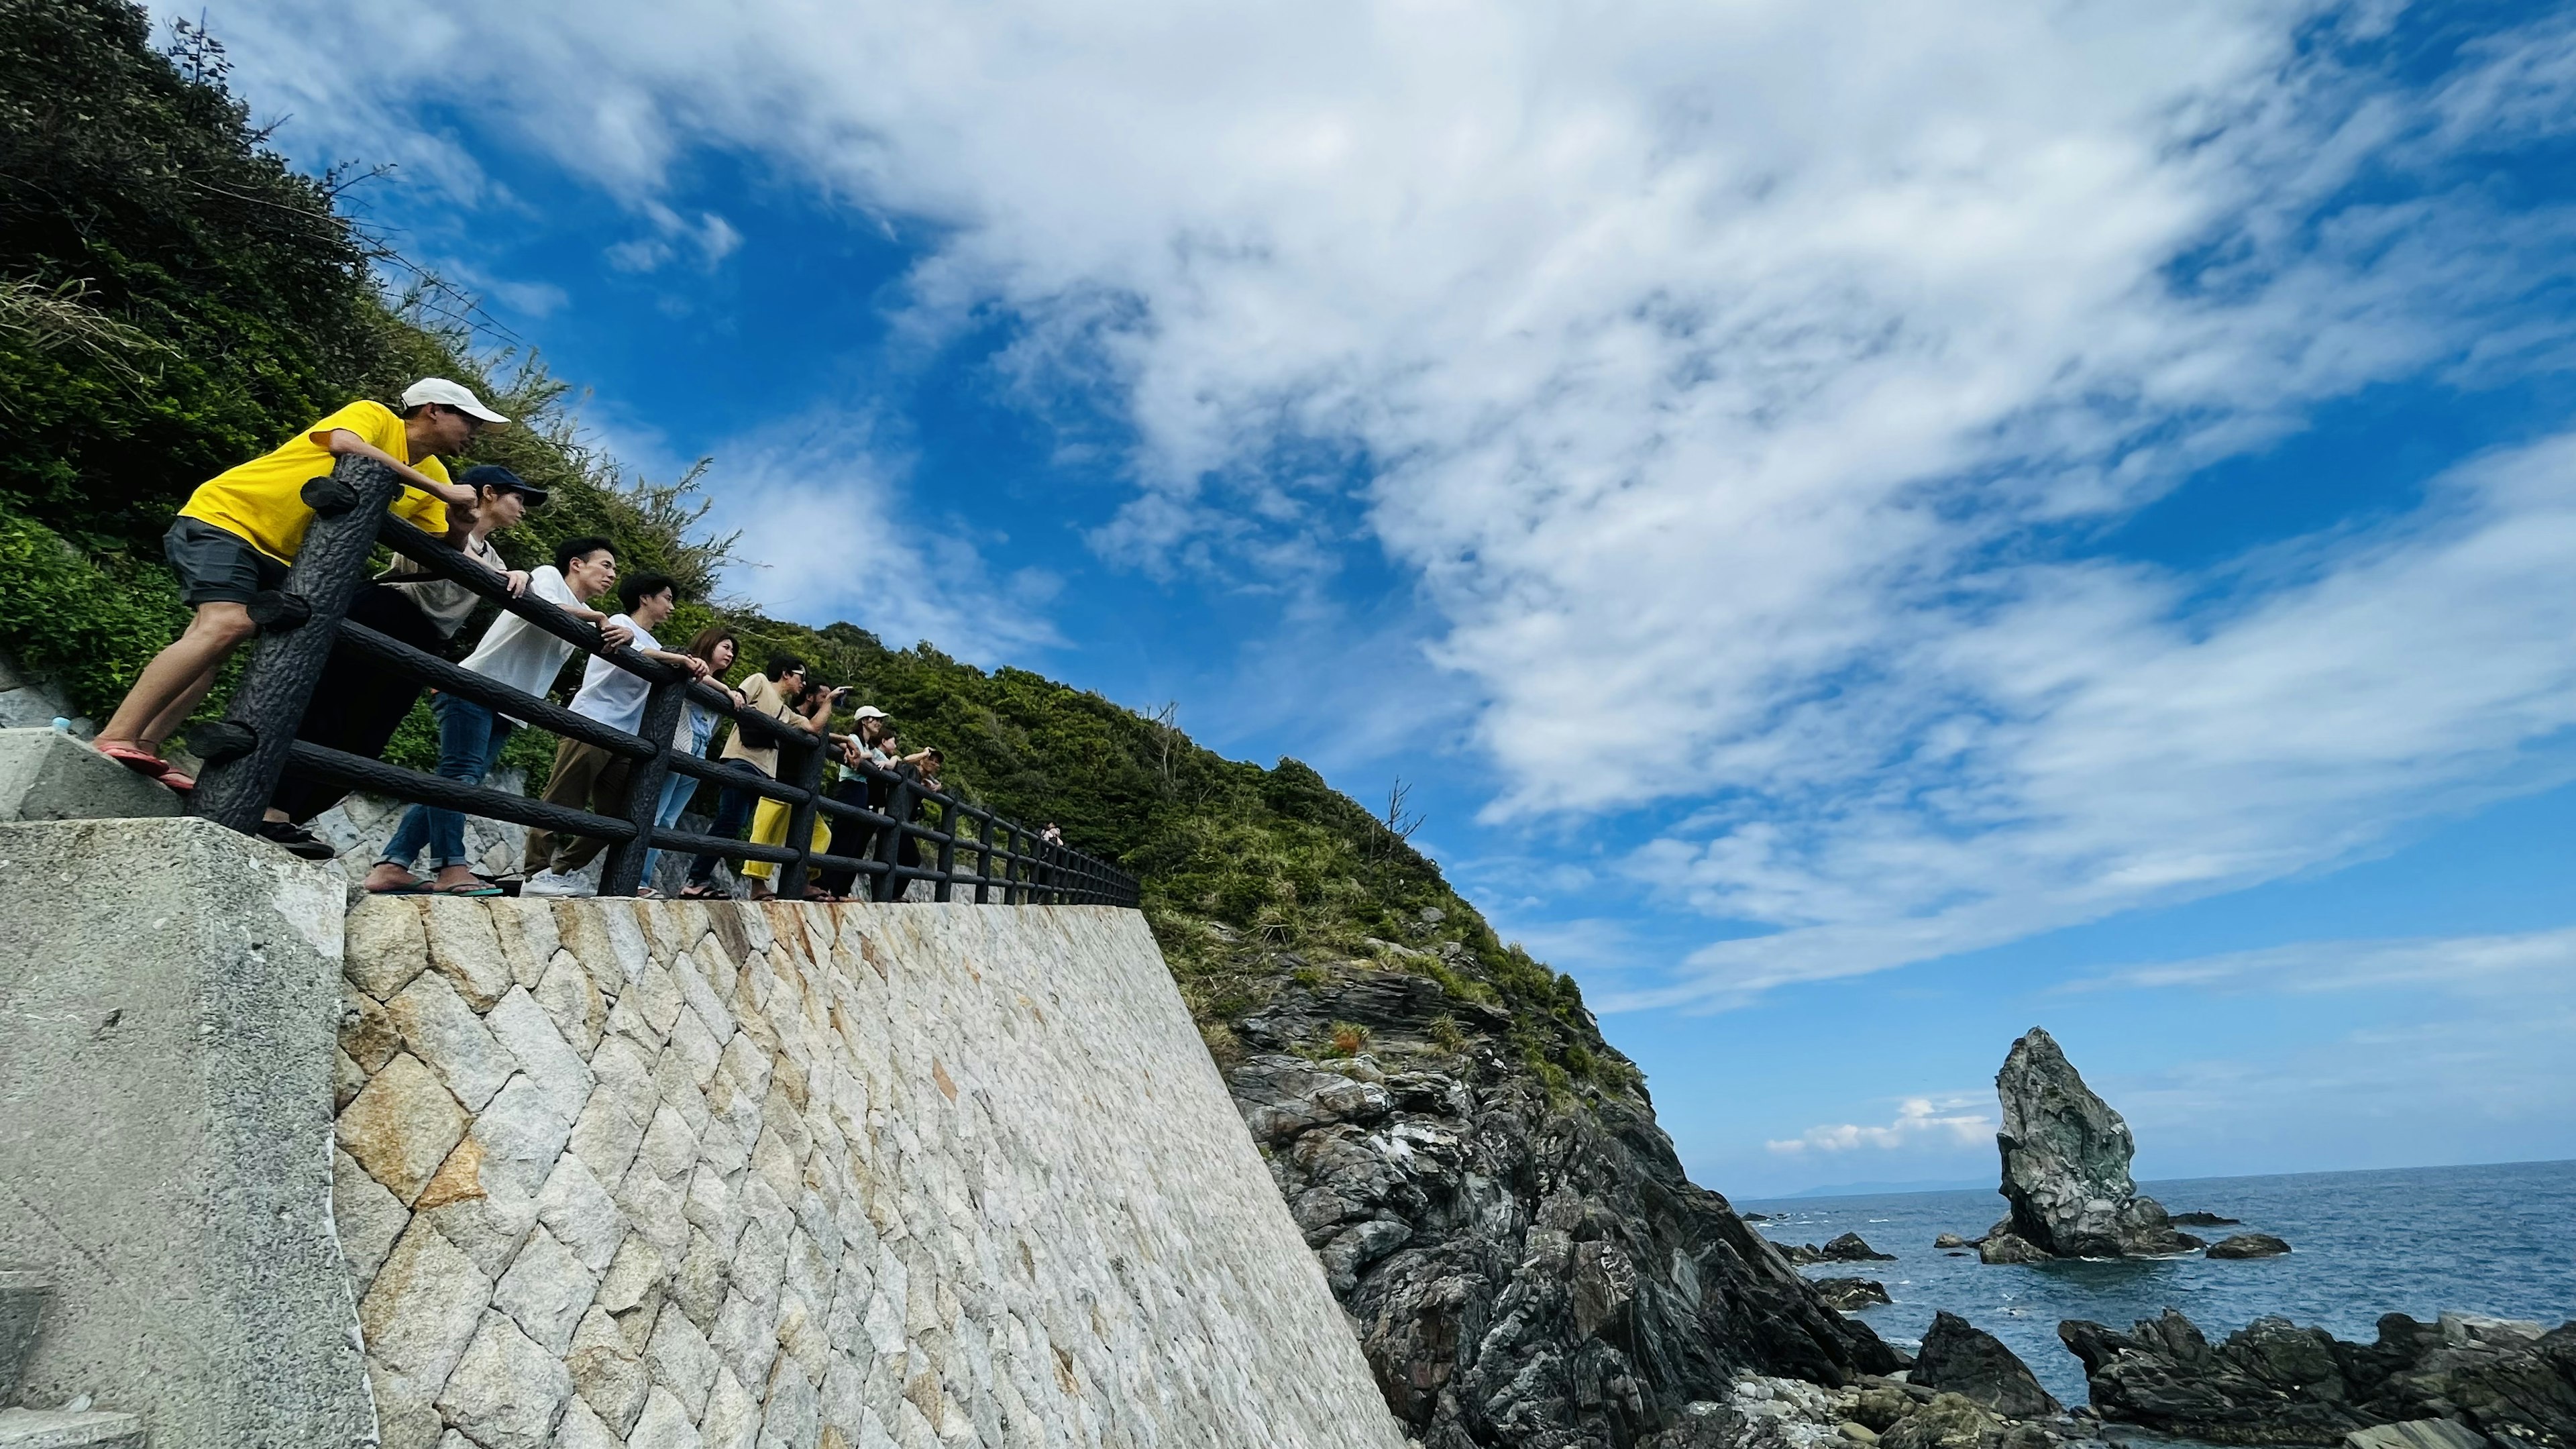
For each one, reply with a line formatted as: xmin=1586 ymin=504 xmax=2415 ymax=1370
xmin=520 ymin=572 xmax=712 ymax=898
xmin=362 ymin=534 xmax=629 ymax=896
xmin=87 ymin=380 xmax=495 ymax=827
xmin=638 ymin=626 xmax=746 ymax=894
xmin=681 ymin=653 xmax=817 ymax=900
xmin=255 ymin=464 xmax=547 ymax=861
xmin=814 ymin=706 xmax=894 ymax=898
xmin=735 ymin=677 xmax=842 ymax=900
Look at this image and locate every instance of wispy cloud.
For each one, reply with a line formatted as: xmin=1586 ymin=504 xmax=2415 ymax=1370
xmin=701 ymin=409 xmax=1063 ymax=663
xmin=2065 ymin=927 xmax=2576 ymax=998
xmin=1768 ymin=1095 xmax=1994 ymax=1155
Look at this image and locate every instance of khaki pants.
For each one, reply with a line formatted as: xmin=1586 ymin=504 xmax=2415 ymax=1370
xmin=522 ymin=739 xmax=633 ymax=875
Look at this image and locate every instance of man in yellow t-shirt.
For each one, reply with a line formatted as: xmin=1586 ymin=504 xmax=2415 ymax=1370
xmin=91 ymin=378 xmax=504 ymax=810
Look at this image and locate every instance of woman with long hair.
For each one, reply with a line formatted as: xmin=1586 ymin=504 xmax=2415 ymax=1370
xmin=638 ymin=624 xmax=742 ymax=894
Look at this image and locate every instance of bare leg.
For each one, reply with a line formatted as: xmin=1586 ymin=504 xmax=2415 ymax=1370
xmin=96 ymin=603 xmax=256 ymax=752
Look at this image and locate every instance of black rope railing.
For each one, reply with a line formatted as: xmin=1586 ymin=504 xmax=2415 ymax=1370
xmin=185 ymin=456 xmax=1142 ymax=907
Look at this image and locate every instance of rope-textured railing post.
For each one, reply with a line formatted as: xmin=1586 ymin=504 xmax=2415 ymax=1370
xmin=189 ymin=456 xmax=403 ymax=830
xmin=932 ymin=800 xmax=959 ymax=904
xmin=975 ymin=812 xmax=996 ymax=904
xmin=599 ymin=676 xmax=685 ymax=897
xmin=778 ymin=735 xmax=828 ymax=900
xmin=870 ymin=771 xmax=914 ymax=903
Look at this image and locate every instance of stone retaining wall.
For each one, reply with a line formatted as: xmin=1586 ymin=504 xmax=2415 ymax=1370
xmin=333 ymin=894 xmax=1407 ymax=1449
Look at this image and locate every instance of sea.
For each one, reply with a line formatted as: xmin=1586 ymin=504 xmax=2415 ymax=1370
xmin=1737 ymin=1159 xmax=2576 ymax=1408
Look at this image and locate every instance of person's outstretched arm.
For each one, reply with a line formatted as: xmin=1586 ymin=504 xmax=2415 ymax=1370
xmin=317 ymin=427 xmax=476 ymax=506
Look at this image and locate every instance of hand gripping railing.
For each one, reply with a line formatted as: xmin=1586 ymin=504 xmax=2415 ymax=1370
xmin=186 ymin=456 xmax=1142 ymax=907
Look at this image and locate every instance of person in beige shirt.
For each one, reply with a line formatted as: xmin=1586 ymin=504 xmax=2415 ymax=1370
xmin=682 ymin=653 xmax=830 ymax=898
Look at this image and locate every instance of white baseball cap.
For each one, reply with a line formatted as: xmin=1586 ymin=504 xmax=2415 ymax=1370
xmin=849 ymin=705 xmax=888 ymax=720
xmin=399 ymin=377 xmax=511 ymax=423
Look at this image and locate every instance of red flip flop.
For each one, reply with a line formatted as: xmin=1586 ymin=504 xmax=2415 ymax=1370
xmin=94 ymin=743 xmax=196 ymax=792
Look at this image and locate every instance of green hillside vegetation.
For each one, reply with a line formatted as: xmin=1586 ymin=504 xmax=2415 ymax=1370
xmin=0 ymin=0 xmax=1641 ymax=1102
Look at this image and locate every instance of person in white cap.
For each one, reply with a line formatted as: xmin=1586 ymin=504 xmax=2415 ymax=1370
xmin=90 ymin=380 xmax=505 ymax=853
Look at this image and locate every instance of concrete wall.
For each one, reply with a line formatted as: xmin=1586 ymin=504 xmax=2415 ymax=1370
xmin=1 ymin=818 xmax=1408 ymax=1448
xmin=0 ymin=818 xmax=374 ymax=1448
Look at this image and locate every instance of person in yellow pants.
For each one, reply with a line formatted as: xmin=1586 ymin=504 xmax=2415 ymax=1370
xmin=739 ymin=795 xmax=830 ymax=894
xmin=737 ymin=676 xmax=843 ymax=898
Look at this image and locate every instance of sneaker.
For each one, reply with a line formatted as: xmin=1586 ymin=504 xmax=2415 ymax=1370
xmin=520 ymin=869 xmax=596 ymax=898
xmin=255 ymin=820 xmax=336 ymax=861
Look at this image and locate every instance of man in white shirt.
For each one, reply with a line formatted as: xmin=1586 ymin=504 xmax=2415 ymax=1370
xmin=521 ymin=572 xmax=712 ymax=896
xmin=365 ymin=533 xmax=629 ymax=894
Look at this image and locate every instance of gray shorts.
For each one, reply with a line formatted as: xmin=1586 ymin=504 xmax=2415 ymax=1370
xmin=164 ymin=518 xmax=288 ymax=606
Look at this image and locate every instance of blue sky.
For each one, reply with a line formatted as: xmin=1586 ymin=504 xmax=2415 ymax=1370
xmin=184 ymin=0 xmax=2576 ymax=1196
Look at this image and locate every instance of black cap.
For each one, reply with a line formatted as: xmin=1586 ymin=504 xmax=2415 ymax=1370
xmin=459 ymin=464 xmax=549 ymax=506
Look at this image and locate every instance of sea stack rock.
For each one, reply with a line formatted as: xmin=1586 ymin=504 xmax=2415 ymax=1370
xmin=1982 ymin=1027 xmax=2201 ymax=1260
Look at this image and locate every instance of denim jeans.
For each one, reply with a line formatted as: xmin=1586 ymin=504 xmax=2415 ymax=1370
xmin=639 ymin=767 xmax=702 ymax=888
xmin=684 ymin=758 xmax=771 ymax=886
xmin=378 ymin=694 xmax=513 ymax=871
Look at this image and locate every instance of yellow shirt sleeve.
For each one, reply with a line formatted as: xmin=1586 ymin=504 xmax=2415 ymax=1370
xmin=178 ymin=400 xmax=451 ymax=561
xmin=394 ymin=455 xmax=451 ymax=537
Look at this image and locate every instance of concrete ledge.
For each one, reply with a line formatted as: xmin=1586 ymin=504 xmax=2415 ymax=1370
xmin=0 ymin=818 xmax=372 ymax=1448
xmin=0 ymin=1407 xmax=146 ymax=1448
xmin=0 ymin=733 xmax=178 ymax=824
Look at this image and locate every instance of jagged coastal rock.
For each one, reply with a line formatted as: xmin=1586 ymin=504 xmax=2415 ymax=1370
xmin=1915 ymin=1312 xmax=2063 ymax=1419
xmin=2059 ymin=1308 xmax=2576 ymax=1446
xmin=1982 ymin=1028 xmax=2201 ymax=1262
xmin=1640 ymin=1372 xmax=2092 ymax=1449
xmin=1785 ymin=1232 xmax=1900 ymax=1266
xmin=2206 ymin=1232 xmax=2293 ymax=1259
xmin=2171 ymin=1210 xmax=2243 ymax=1227
xmin=1224 ymin=969 xmax=1901 ymax=1446
xmin=1813 ymin=1278 xmax=1894 ymax=1311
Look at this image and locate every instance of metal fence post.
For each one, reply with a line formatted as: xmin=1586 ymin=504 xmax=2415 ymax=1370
xmin=599 ymin=677 xmax=684 ymax=897
xmin=778 ymin=735 xmax=828 ymax=901
xmin=189 ymin=458 xmax=403 ymax=831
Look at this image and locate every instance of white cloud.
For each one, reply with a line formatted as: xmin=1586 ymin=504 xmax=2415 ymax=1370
xmin=1767 ymin=1095 xmax=1994 ymax=1155
xmin=700 ymin=409 xmax=1064 ymax=663
xmin=176 ymin=0 xmax=2576 ymax=1004
xmin=2067 ymin=926 xmax=2576 ymax=998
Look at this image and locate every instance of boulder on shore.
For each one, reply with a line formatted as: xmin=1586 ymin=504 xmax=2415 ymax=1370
xmin=2059 ymin=1307 xmax=2576 ymax=1447
xmin=1915 ymin=1311 xmax=2061 ymax=1419
xmin=1933 ymin=1233 xmax=1972 ymax=1250
xmin=1786 ymin=1231 xmax=1899 ymax=1265
xmin=1990 ymin=1027 xmax=2202 ymax=1259
xmin=2206 ymin=1232 xmax=2291 ymax=1259
xmin=1976 ymin=1231 xmax=2052 ymax=1266
xmin=1813 ymin=1277 xmax=1894 ymax=1311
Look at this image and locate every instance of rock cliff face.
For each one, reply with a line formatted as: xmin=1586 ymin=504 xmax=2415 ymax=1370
xmin=1986 ymin=1028 xmax=2198 ymax=1261
xmin=1222 ymin=968 xmax=1902 ymax=1449
xmin=2059 ymin=1308 xmax=2576 ymax=1447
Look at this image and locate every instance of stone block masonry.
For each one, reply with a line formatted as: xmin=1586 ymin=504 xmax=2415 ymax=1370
xmin=1 ymin=814 xmax=1408 ymax=1448
xmin=337 ymin=892 xmax=1408 ymax=1448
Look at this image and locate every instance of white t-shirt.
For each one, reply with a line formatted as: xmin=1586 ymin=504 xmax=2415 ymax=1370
xmin=569 ymin=614 xmax=661 ymax=735
xmin=382 ymin=533 xmax=507 ymax=639
xmin=457 ymin=566 xmax=584 ymax=721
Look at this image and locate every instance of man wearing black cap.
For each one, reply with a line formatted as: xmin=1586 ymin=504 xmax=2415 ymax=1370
xmin=261 ymin=464 xmax=547 ymax=855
